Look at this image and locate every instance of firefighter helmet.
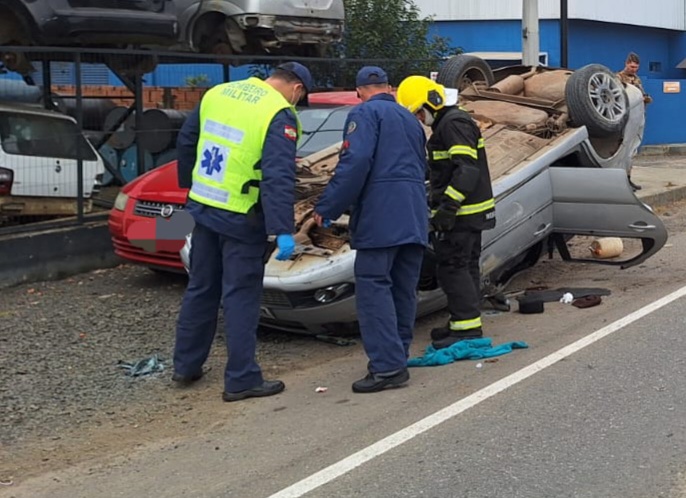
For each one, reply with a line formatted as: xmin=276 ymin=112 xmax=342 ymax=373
xmin=396 ymin=75 xmax=449 ymax=114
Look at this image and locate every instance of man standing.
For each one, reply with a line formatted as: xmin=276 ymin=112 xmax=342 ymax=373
xmin=397 ymin=75 xmax=496 ymax=350
xmin=617 ymin=52 xmax=653 ymax=105
xmin=617 ymin=52 xmax=652 ymax=191
xmin=313 ymin=66 xmax=428 ymax=393
xmin=172 ymin=62 xmax=313 ymax=402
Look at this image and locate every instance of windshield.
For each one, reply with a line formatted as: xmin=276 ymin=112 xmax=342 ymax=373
xmin=296 ymin=106 xmax=352 ymax=158
xmin=0 ymin=111 xmax=97 ymax=161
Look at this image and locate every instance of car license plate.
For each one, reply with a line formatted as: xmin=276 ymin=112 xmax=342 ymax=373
xmin=259 ymin=306 xmax=275 ymax=319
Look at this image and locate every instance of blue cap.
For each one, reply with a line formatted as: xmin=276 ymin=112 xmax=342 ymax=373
xmin=356 ymin=66 xmax=389 ymax=87
xmin=276 ymin=62 xmax=314 ymax=93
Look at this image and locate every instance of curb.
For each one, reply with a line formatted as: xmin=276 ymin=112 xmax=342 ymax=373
xmin=0 ymin=220 xmax=121 ymax=290
xmin=638 ymin=144 xmax=686 ymax=156
xmin=638 ymin=185 xmax=686 ymax=208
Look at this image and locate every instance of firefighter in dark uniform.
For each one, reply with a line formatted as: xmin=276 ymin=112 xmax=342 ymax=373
xmin=172 ymin=62 xmax=313 ymax=402
xmin=313 ymin=67 xmax=429 ymax=393
xmin=397 ymin=75 xmax=496 ymax=350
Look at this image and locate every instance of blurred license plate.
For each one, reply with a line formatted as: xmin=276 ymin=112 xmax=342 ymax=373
xmin=259 ymin=306 xmax=275 ymax=319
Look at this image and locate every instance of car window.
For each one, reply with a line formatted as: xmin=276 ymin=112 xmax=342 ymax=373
xmin=0 ymin=111 xmax=97 ymax=161
xmin=297 ymin=106 xmax=352 ymax=157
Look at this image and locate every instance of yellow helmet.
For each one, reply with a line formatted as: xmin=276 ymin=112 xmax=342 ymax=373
xmin=397 ymin=75 xmax=448 ymax=114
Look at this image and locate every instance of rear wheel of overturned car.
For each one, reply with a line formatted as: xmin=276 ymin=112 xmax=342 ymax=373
xmin=565 ymin=63 xmax=628 ymax=138
xmin=436 ymin=54 xmax=495 ymax=92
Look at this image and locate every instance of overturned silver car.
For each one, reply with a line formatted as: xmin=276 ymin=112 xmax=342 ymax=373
xmin=181 ymin=55 xmax=668 ymax=334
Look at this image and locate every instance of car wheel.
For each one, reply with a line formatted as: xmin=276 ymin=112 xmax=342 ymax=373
xmin=436 ymin=54 xmax=495 ymax=92
xmin=565 ymin=64 xmax=629 ymax=138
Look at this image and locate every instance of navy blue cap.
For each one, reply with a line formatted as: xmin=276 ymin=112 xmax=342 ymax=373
xmin=276 ymin=62 xmax=314 ymax=93
xmin=356 ymin=66 xmax=389 ymax=87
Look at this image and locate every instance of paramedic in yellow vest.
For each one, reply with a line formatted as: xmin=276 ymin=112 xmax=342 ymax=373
xmin=172 ymin=62 xmax=313 ymax=402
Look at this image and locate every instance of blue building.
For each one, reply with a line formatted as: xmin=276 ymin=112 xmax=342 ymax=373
xmin=416 ymin=0 xmax=686 ymax=145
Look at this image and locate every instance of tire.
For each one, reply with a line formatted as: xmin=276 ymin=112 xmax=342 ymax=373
xmin=436 ymin=55 xmax=495 ymax=91
xmin=565 ymin=64 xmax=628 ymax=138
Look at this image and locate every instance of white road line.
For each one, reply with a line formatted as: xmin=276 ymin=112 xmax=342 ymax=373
xmin=268 ymin=284 xmax=686 ymax=498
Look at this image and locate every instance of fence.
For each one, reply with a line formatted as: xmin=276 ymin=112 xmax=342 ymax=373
xmin=0 ymin=46 xmax=442 ymax=235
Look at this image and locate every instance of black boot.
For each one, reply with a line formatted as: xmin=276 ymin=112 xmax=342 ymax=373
xmin=352 ymin=368 xmax=409 ymax=393
xmin=432 ymin=328 xmax=483 ymax=350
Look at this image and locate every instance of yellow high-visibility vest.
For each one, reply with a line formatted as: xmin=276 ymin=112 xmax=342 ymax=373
xmin=188 ymin=77 xmax=300 ymax=213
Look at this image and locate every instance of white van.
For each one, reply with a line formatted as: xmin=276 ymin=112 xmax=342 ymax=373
xmin=0 ymin=102 xmax=104 ymax=217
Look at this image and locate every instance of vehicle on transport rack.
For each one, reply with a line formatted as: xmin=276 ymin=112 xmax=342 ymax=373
xmin=180 ymin=54 xmax=667 ymax=334
xmin=0 ymin=102 xmax=105 ymax=218
xmin=174 ymin=0 xmax=345 ymax=58
xmin=0 ymin=0 xmax=180 ymax=76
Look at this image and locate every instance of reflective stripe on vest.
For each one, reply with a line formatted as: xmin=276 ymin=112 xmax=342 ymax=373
xmin=188 ymin=77 xmax=300 ymax=213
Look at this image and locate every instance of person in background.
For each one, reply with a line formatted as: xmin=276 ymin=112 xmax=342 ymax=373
xmin=313 ymin=66 xmax=429 ymax=393
xmin=617 ymin=52 xmax=652 ymax=191
xmin=397 ymin=75 xmax=496 ymax=350
xmin=172 ymin=62 xmax=313 ymax=402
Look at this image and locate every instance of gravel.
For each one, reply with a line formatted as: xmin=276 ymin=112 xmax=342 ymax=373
xmin=0 ymin=264 xmax=346 ymax=450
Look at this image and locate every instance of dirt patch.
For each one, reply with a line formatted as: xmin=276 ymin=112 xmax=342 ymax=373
xmin=0 ymin=265 xmax=355 ymax=484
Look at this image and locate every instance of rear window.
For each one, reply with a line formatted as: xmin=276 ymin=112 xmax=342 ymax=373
xmin=297 ymin=106 xmax=351 ymax=158
xmin=0 ymin=111 xmax=97 ymax=161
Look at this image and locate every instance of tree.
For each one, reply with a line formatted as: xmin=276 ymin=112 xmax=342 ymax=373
xmin=320 ymin=0 xmax=457 ymax=88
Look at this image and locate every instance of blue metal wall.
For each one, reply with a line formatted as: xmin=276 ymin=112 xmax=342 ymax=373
xmin=430 ymin=19 xmax=686 ymax=145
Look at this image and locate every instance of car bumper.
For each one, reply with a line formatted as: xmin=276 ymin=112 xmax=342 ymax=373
xmin=257 ymin=286 xmax=447 ymax=335
xmin=237 ymin=15 xmax=343 ymax=44
xmin=108 ymin=206 xmax=185 ymax=272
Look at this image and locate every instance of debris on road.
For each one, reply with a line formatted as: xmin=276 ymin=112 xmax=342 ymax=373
xmin=315 ymin=386 xmax=328 ymax=393
xmin=559 ymin=292 xmax=574 ymax=304
xmin=408 ymin=338 xmax=529 ymax=367
xmin=118 ymin=354 xmax=165 ymax=377
xmin=590 ymin=237 xmax=624 ymax=259
xmin=572 ymin=295 xmax=603 ymax=309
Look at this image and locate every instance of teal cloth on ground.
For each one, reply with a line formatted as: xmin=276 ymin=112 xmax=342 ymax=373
xmin=407 ymin=338 xmax=528 ymax=367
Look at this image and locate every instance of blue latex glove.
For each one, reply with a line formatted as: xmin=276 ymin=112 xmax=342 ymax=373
xmin=275 ymin=234 xmax=296 ymax=261
xmin=322 ymin=219 xmax=332 ymax=228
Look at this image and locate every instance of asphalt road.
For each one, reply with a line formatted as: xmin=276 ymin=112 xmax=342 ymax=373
xmin=5 ymin=204 xmax=686 ymax=498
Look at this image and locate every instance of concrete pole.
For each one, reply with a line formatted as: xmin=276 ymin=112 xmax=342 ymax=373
xmin=522 ymin=0 xmax=540 ymax=66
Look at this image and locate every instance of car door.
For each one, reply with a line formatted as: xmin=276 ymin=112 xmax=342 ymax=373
xmin=481 ymin=167 xmax=554 ymax=280
xmin=549 ymin=166 xmax=668 ymax=268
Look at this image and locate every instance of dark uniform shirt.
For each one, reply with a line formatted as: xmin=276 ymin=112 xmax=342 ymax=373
xmin=176 ymin=103 xmax=298 ymax=244
xmin=427 ymin=106 xmax=496 ymax=232
xmin=315 ymin=93 xmax=429 ymax=250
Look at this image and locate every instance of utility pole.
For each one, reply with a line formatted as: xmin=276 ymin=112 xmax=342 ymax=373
xmin=560 ymin=0 xmax=569 ymax=67
xmin=522 ymin=0 xmax=540 ymax=66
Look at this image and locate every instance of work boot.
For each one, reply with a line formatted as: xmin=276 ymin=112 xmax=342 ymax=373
xmin=431 ymin=328 xmax=483 ymax=350
xmin=171 ymin=370 xmax=203 ymax=386
xmin=222 ymin=380 xmax=285 ymax=402
xmin=430 ymin=325 xmax=451 ymax=341
xmin=352 ymin=368 xmax=409 ymax=393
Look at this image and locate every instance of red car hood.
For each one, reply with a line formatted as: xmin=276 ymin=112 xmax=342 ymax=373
xmin=123 ymin=160 xmax=188 ymax=204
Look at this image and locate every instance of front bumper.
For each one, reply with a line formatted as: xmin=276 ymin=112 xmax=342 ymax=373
xmin=108 ymin=204 xmax=186 ymax=272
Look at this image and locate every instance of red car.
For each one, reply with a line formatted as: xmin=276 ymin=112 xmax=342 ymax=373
xmin=108 ymin=91 xmax=361 ymax=272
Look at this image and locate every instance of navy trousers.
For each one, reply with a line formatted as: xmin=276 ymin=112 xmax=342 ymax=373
xmin=173 ymin=222 xmax=267 ymax=392
xmin=354 ymin=244 xmax=425 ymax=373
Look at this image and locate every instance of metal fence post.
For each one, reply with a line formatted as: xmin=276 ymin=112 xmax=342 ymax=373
xmin=74 ymin=51 xmax=84 ymax=223
xmin=135 ymin=73 xmax=145 ymax=177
